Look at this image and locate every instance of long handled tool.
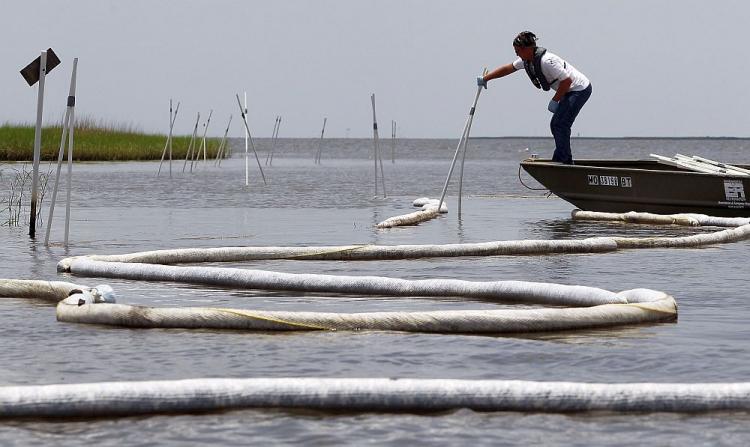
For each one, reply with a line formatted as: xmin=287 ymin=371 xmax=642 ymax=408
xmin=437 ymin=69 xmax=487 ymax=215
xmin=235 ymin=94 xmax=267 ymax=185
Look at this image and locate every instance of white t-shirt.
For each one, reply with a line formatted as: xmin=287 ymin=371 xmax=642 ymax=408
xmin=512 ymin=51 xmax=590 ymax=92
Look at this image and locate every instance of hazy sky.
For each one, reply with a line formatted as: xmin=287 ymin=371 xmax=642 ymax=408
xmin=3 ymin=0 xmax=748 ymax=138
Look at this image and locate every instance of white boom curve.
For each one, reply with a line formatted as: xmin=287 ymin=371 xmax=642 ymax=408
xmin=1 ymin=210 xmax=749 ymax=416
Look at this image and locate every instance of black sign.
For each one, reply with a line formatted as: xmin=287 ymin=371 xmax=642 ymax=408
xmin=20 ymin=48 xmax=61 ymax=86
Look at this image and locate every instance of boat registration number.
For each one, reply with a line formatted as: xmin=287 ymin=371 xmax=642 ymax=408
xmin=587 ymin=175 xmax=632 ymax=188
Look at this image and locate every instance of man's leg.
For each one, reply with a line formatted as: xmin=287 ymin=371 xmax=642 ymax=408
xmin=550 ymin=84 xmax=592 ymax=164
xmin=550 ymin=113 xmax=573 ymax=164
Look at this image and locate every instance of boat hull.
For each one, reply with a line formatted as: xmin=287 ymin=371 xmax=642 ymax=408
xmin=520 ymin=159 xmax=750 ymax=217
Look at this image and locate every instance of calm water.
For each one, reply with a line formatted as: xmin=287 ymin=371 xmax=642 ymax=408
xmin=1 ymin=138 xmax=749 ymax=445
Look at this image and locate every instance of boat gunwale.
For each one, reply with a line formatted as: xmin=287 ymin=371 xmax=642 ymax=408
xmin=520 ymin=159 xmax=750 ymax=179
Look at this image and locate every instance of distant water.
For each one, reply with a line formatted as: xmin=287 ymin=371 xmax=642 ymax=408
xmin=0 ymin=138 xmax=749 ymax=446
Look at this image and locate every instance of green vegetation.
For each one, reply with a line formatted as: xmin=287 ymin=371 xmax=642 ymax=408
xmin=0 ymin=118 xmax=224 ymax=161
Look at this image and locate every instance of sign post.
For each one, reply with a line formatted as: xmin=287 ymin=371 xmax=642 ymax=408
xmin=20 ymin=48 xmax=60 ymax=238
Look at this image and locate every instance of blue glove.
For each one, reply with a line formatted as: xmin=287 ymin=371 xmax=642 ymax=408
xmin=548 ymin=99 xmax=559 ymax=113
xmin=477 ymin=76 xmax=487 ymax=89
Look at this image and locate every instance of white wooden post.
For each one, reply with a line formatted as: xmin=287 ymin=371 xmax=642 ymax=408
xmin=158 ymin=99 xmax=180 ymax=177
xmin=29 ymin=51 xmax=47 ymax=238
xmin=44 ymin=58 xmax=77 ymax=246
xmin=64 ymin=93 xmax=75 ymax=246
xmin=235 ymin=93 xmax=267 ymax=185
xmin=182 ymin=112 xmax=200 ymax=173
xmin=244 ymin=92 xmax=249 ymax=186
xmin=371 ymin=94 xmax=386 ymax=198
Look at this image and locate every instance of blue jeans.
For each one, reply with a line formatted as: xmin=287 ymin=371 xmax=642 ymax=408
xmin=550 ymin=84 xmax=592 ymax=164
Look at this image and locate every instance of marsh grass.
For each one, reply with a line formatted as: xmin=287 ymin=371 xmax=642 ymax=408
xmin=0 ymin=163 xmax=50 ymax=227
xmin=0 ymin=117 xmax=224 ymax=161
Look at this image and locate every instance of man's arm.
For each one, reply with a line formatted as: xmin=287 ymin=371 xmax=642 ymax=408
xmin=552 ymin=78 xmax=572 ymax=102
xmin=483 ymin=63 xmax=517 ymax=83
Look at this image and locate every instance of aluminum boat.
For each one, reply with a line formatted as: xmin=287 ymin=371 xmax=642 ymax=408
xmin=520 ymin=155 xmax=750 ymax=217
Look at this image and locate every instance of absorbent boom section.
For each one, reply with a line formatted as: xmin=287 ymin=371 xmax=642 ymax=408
xmin=3 ymin=210 xmax=749 ymax=416
xmin=0 ymin=378 xmax=749 ymax=417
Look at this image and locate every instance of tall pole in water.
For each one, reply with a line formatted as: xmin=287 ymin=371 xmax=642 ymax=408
xmin=197 ymin=109 xmax=213 ymax=166
xmin=269 ymin=116 xmax=281 ymax=166
xmin=235 ymin=93 xmax=267 ymax=185
xmin=266 ymin=116 xmax=279 ymax=166
xmin=158 ymin=99 xmax=180 ymax=177
xmin=168 ymin=100 xmax=173 ymax=177
xmin=215 ymin=115 xmax=232 ymax=166
xmin=182 ymin=112 xmax=200 ymax=173
xmin=244 ymin=92 xmax=249 ymax=186
xmin=370 ymin=94 xmax=386 ymax=198
xmin=189 ymin=112 xmax=205 ymax=173
xmin=20 ymin=48 xmax=59 ymax=238
xmin=29 ymin=51 xmax=47 ymax=238
xmin=391 ymin=120 xmax=396 ymax=164
xmin=64 ymin=85 xmax=76 ymax=246
xmin=169 ymin=102 xmax=174 ymax=177
xmin=45 ymin=57 xmax=78 ymax=246
xmin=315 ymin=117 xmax=327 ymax=164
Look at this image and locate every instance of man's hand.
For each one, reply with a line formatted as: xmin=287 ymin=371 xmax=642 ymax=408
xmin=548 ymin=99 xmax=559 ymax=113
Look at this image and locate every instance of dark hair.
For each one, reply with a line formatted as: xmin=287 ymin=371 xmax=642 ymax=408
xmin=513 ymin=31 xmax=537 ymax=48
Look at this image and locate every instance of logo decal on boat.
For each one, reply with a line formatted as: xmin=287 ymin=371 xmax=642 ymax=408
xmin=724 ymin=179 xmax=746 ymax=201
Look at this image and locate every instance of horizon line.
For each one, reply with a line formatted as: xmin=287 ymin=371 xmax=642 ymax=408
xmin=239 ymin=135 xmax=750 ymax=140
